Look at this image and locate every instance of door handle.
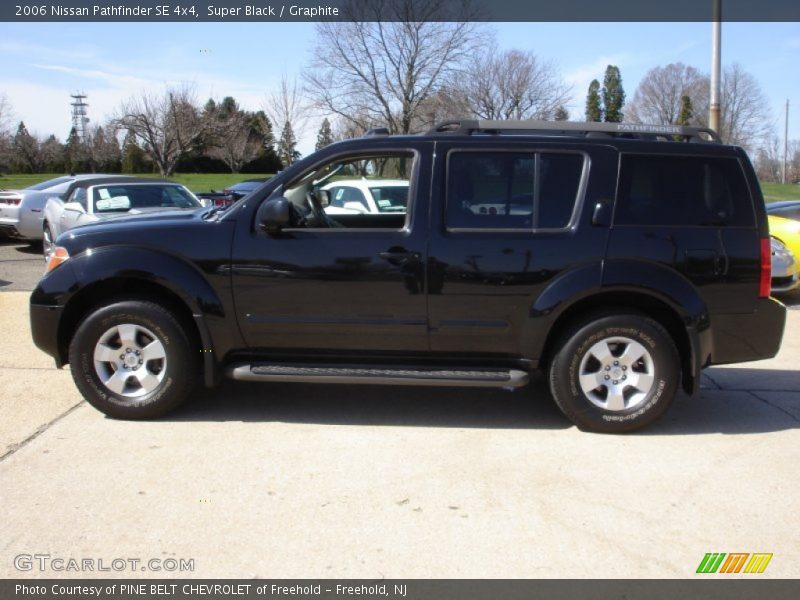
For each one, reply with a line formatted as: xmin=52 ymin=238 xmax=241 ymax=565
xmin=591 ymin=201 xmax=612 ymax=227
xmin=379 ymin=249 xmax=420 ymax=264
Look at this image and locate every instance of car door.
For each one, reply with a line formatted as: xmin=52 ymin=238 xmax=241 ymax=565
xmin=426 ymin=140 xmax=617 ymax=357
xmin=230 ymin=142 xmax=432 ymax=354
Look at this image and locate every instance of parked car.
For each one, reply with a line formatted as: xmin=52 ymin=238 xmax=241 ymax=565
xmin=30 ymin=120 xmax=787 ymax=433
xmin=321 ymin=179 xmax=409 ymax=215
xmin=770 ymin=237 xmax=799 ymax=292
xmin=224 ymin=178 xmax=269 ymax=201
xmin=766 ymin=200 xmax=800 ymax=222
xmin=0 ymin=174 xmax=116 ymax=243
xmin=196 ymin=178 xmax=270 ymax=210
xmin=42 ymin=178 xmax=202 ymax=260
xmin=767 ymin=214 xmax=800 ymax=292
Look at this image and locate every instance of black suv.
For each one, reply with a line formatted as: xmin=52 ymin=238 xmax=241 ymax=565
xmin=30 ymin=120 xmax=787 ymax=433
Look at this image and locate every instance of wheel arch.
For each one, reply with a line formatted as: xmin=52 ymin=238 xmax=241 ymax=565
xmin=53 ymin=247 xmax=228 ymax=386
xmin=539 ymin=290 xmax=701 ymax=395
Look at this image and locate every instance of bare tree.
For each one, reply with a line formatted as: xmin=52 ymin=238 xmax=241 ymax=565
xmin=626 ymin=63 xmax=707 ymax=126
xmin=265 ymin=75 xmax=307 ymax=142
xmin=0 ymin=95 xmax=13 ymax=170
xmin=0 ymin=94 xmax=13 ymax=136
xmin=211 ymin=111 xmax=263 ymax=173
xmin=206 ymin=98 xmax=265 ymax=173
xmin=12 ymin=122 xmax=43 ymax=173
xmin=444 ymin=47 xmax=571 ymax=122
xmin=753 ymin=134 xmax=783 ymax=182
xmin=303 ymin=0 xmax=486 ymax=134
xmin=86 ymin=124 xmax=122 ymax=172
xmin=114 ymin=86 xmax=212 ymax=176
xmin=627 ymin=62 xmax=771 ymax=150
xmin=718 ymin=63 xmax=772 ymax=149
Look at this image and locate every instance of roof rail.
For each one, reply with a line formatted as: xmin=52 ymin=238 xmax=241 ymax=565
xmin=427 ymin=119 xmax=722 ymax=143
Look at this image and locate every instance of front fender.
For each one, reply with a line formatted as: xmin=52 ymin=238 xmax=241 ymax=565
xmin=38 ymin=245 xmax=224 ymax=317
xmin=32 ymin=246 xmax=231 ymax=385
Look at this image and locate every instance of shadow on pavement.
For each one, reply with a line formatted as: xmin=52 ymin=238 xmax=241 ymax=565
xmin=154 ymin=367 xmax=800 ymax=435
xmin=165 ymin=378 xmax=571 ymax=430
xmin=13 ymin=243 xmax=41 ymax=256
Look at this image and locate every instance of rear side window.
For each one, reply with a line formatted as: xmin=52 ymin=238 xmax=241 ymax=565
xmin=446 ymin=151 xmax=584 ymax=230
xmin=615 ymin=155 xmax=754 ymax=227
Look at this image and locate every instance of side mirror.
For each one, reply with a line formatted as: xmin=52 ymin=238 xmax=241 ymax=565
xmin=258 ymin=198 xmax=291 ymax=234
xmin=318 ymin=190 xmax=331 ymax=208
xmin=63 ymin=201 xmax=86 ymax=214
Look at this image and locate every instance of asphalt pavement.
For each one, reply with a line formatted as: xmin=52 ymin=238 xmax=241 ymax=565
xmin=1 ymin=237 xmax=799 ymax=579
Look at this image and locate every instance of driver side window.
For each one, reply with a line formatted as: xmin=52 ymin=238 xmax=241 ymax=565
xmin=283 ymin=152 xmax=414 ymax=230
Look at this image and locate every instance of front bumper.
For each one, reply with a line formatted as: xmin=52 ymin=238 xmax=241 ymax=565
xmin=30 ymin=302 xmax=65 ymax=367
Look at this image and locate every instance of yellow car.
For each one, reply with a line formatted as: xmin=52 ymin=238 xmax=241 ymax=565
xmin=769 ymin=214 xmax=800 ymax=292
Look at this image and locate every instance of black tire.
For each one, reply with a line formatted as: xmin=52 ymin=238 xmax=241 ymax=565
xmin=42 ymin=223 xmax=54 ymax=261
xmin=548 ymin=311 xmax=680 ymax=433
xmin=68 ymin=299 xmax=197 ymax=419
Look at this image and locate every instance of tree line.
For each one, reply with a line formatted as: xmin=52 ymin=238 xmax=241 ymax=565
xmin=0 ymin=0 xmax=796 ymax=183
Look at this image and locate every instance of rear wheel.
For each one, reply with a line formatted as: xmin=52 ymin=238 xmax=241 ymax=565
xmin=68 ymin=299 xmax=197 ymax=419
xmin=548 ymin=312 xmax=680 ymax=433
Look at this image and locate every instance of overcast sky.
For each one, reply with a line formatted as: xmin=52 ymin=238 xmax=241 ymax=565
xmin=1 ymin=21 xmax=798 ymax=155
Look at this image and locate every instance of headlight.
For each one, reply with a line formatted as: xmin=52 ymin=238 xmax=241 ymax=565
xmin=46 ymin=246 xmax=70 ymax=273
xmin=770 ymin=237 xmax=792 ymax=259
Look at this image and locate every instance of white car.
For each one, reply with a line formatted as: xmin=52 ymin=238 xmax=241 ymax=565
xmin=42 ymin=178 xmax=202 ymax=260
xmin=321 ymin=179 xmax=409 ymax=215
xmin=0 ymin=174 xmax=111 ymax=243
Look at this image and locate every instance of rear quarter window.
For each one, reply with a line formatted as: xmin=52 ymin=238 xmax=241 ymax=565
xmin=615 ymin=154 xmax=755 ymax=227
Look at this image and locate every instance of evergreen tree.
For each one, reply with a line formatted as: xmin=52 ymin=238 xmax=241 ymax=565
xmin=602 ymin=65 xmax=625 ymax=123
xmin=258 ymin=111 xmax=277 ymax=153
xmin=64 ymin=127 xmax=88 ymax=173
xmin=585 ymin=80 xmax=602 ymax=122
xmin=553 ymin=106 xmax=569 ymax=121
xmin=676 ymin=95 xmax=693 ymax=126
xmin=12 ymin=121 xmax=41 ymax=173
xmin=40 ymin=135 xmax=66 ymax=172
xmin=315 ymin=118 xmax=334 ymax=150
xmin=219 ymin=96 xmax=238 ymax=118
xmin=277 ymin=121 xmax=300 ymax=167
xmin=121 ymin=130 xmax=148 ymax=173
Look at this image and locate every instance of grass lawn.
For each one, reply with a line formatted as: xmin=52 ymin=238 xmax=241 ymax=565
xmin=0 ymin=173 xmax=274 ymax=193
xmin=3 ymin=172 xmax=798 ymax=203
xmin=761 ymin=182 xmax=800 ymax=203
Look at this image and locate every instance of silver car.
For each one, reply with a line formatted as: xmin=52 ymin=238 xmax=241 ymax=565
xmin=0 ymin=175 xmax=84 ymax=242
xmin=42 ymin=178 xmax=202 ymax=260
xmin=771 ymin=236 xmax=799 ymax=293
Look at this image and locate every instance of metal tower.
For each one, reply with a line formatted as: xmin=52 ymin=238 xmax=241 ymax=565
xmin=70 ymin=92 xmax=90 ymax=142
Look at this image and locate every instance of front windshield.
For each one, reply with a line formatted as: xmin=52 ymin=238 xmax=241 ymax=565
xmin=92 ymin=185 xmax=201 ymax=213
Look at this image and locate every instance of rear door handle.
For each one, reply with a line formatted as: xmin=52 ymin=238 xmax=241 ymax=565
xmin=379 ymin=249 xmax=420 ymax=265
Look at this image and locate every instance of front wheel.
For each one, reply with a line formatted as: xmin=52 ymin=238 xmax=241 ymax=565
xmin=42 ymin=223 xmax=55 ymax=262
xmin=69 ymin=299 xmax=197 ymax=419
xmin=548 ymin=312 xmax=680 ymax=433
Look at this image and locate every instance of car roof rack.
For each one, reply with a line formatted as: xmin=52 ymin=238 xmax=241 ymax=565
xmin=427 ymin=119 xmax=722 ymax=143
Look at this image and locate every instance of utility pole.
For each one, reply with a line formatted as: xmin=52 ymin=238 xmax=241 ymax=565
xmin=783 ymin=99 xmax=789 ymax=185
xmin=709 ymin=0 xmax=721 ymax=135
